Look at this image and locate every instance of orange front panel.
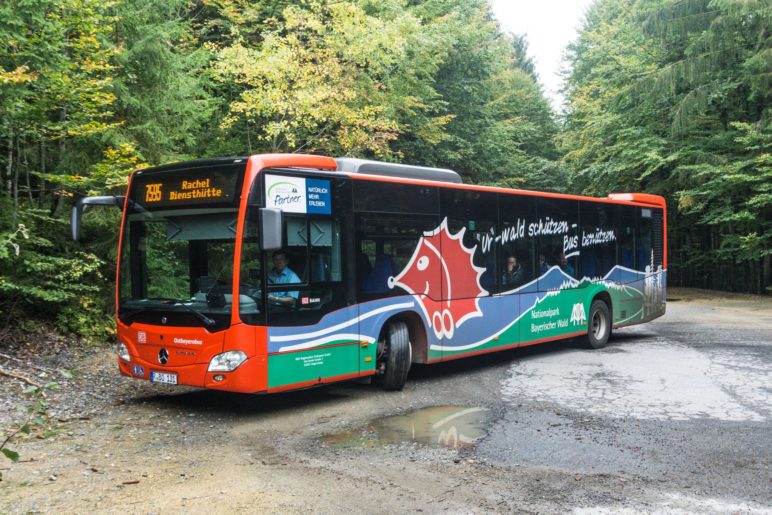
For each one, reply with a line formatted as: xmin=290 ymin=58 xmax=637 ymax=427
xmin=118 ymin=320 xmax=269 ymax=393
xmin=118 ymin=321 xmax=226 ymax=368
xmin=204 ymin=353 xmax=267 ymax=393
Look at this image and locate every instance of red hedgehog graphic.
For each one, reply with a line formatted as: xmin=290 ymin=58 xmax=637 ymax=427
xmin=388 ymin=218 xmax=488 ymax=339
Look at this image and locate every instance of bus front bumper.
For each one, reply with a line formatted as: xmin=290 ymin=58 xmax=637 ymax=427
xmin=118 ymin=353 xmax=267 ymax=393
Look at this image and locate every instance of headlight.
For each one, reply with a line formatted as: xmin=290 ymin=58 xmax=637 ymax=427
xmin=117 ymin=342 xmax=130 ymax=362
xmin=208 ymin=350 xmax=247 ymax=372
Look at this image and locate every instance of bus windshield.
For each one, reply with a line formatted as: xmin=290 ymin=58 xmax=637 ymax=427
xmin=118 ymin=161 xmax=247 ymax=330
xmin=118 ymin=207 xmax=243 ymax=330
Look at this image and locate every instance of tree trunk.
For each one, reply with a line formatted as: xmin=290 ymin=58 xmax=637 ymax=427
xmin=39 ymin=141 xmax=46 ymax=210
xmin=24 ymin=141 xmax=33 ymax=203
xmin=711 ymin=228 xmax=718 ymax=290
xmin=13 ymin=135 xmax=22 ymax=212
xmin=52 ymin=110 xmax=67 ymax=217
xmin=5 ymin=129 xmax=13 ymax=202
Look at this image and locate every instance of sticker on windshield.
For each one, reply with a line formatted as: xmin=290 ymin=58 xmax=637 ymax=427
xmin=265 ymin=175 xmax=331 ymax=214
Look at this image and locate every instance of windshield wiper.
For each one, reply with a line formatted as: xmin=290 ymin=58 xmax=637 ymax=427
xmin=138 ymin=298 xmax=216 ymax=327
xmin=176 ymin=302 xmax=216 ymax=327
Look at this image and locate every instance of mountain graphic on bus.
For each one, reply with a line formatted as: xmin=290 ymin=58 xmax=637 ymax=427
xmin=388 ymin=218 xmax=488 ymax=339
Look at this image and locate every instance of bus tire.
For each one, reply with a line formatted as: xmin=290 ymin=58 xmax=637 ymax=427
xmin=583 ymin=299 xmax=611 ymax=349
xmin=380 ymin=322 xmax=411 ymax=391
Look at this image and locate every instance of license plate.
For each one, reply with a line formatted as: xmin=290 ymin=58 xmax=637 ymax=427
xmin=150 ymin=371 xmax=178 ymax=385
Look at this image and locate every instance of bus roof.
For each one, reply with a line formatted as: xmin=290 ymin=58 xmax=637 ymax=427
xmin=131 ymin=154 xmax=665 ymax=210
xmin=335 ymin=157 xmax=462 ymax=184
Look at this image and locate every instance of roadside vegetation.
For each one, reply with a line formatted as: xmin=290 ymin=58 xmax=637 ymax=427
xmin=0 ymin=0 xmax=769 ymax=348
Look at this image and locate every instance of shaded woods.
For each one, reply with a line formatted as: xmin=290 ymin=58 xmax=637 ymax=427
xmin=562 ymin=0 xmax=770 ymax=295
xmin=0 ymin=0 xmax=769 ymax=340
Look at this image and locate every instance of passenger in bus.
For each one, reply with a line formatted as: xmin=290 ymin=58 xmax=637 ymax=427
xmin=558 ymin=251 xmax=575 ymax=278
xmin=538 ymin=253 xmax=550 ymax=276
xmin=502 ymin=255 xmax=527 ymax=287
xmin=362 ymin=254 xmax=394 ymax=295
xmin=267 ymin=250 xmax=301 ymax=308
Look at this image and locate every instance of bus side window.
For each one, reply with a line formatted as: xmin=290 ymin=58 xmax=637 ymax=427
xmin=499 ymin=194 xmax=536 ymax=292
xmin=536 ymin=198 xmax=579 ymax=285
xmin=284 ymin=217 xmax=309 ymax=283
xmin=638 ymin=208 xmax=654 ymax=272
xmin=309 ymin=218 xmax=342 ymax=282
xmin=440 ymin=189 xmax=497 ymax=297
xmin=356 ymin=216 xmax=437 ymax=299
xmin=580 ymin=202 xmax=617 ymax=280
xmin=446 ymin=217 xmax=496 ymax=294
xmin=618 ymin=205 xmax=636 ymax=274
xmin=651 ymin=208 xmax=664 ymax=270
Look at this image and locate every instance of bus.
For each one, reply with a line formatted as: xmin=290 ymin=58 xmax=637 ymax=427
xmin=71 ymin=154 xmax=666 ymax=393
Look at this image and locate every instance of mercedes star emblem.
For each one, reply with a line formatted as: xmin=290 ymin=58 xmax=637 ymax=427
xmin=161 ymin=316 xmax=168 ymax=324
xmin=158 ymin=348 xmax=169 ymax=365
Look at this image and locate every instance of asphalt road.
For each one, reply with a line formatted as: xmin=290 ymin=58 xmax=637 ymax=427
xmin=1 ymin=288 xmax=770 ymax=513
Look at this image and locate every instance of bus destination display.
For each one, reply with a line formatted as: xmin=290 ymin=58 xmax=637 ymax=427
xmin=133 ymin=167 xmax=241 ymax=208
xmin=144 ymin=178 xmax=222 ymax=203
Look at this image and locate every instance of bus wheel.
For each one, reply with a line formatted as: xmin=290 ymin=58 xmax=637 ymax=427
xmin=583 ymin=299 xmax=611 ymax=349
xmin=378 ymin=322 xmax=411 ymax=391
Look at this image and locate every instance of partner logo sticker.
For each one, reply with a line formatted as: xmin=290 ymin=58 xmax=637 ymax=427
xmin=265 ymin=175 xmax=306 ymax=213
xmin=265 ymin=175 xmax=331 ymax=214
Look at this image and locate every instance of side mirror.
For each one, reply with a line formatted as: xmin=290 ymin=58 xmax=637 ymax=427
xmin=71 ymin=196 xmax=125 ymax=241
xmin=260 ymin=207 xmax=283 ymax=251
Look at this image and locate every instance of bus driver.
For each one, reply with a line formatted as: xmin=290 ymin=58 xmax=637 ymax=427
xmin=267 ymin=250 xmax=301 ymax=308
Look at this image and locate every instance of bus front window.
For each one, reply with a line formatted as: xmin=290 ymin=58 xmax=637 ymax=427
xmin=118 ymin=208 xmax=240 ymax=330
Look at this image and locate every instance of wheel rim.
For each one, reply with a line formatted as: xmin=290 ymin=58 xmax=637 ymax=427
xmin=592 ymin=309 xmax=606 ymax=340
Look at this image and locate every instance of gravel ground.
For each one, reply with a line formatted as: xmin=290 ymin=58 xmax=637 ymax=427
xmin=0 ymin=288 xmax=770 ymax=514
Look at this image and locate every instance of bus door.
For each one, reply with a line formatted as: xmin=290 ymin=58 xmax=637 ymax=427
xmin=263 ymin=174 xmax=356 ymax=389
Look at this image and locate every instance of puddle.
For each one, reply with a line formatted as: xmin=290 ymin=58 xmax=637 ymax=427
xmin=324 ymin=406 xmax=493 ymax=450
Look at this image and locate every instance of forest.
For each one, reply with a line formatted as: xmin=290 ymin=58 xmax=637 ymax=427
xmin=0 ymin=0 xmax=769 ymax=342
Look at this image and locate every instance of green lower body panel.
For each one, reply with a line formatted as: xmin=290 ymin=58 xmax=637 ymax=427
xmin=435 ymin=288 xmax=586 ymax=360
xmin=268 ymin=343 xmax=360 ymax=389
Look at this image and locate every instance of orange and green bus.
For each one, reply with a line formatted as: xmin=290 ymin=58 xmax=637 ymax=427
xmin=71 ymin=154 xmax=666 ymax=393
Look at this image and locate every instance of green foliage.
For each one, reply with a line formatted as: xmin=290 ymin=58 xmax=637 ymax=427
xmin=676 ymin=122 xmax=772 ymax=262
xmin=109 ymin=0 xmax=219 ymax=164
xmin=41 ymin=143 xmax=148 ymax=196
xmin=9 ymin=0 xmax=766 ymax=349
xmin=0 ymin=0 xmax=117 ymax=140
xmin=0 ymin=200 xmax=111 ymax=341
xmin=397 ymin=0 xmax=563 ymax=188
xmin=0 ymin=223 xmax=29 ymax=260
xmin=211 ymin=1 xmax=441 ymax=156
xmin=562 ymin=0 xmax=771 ymax=293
